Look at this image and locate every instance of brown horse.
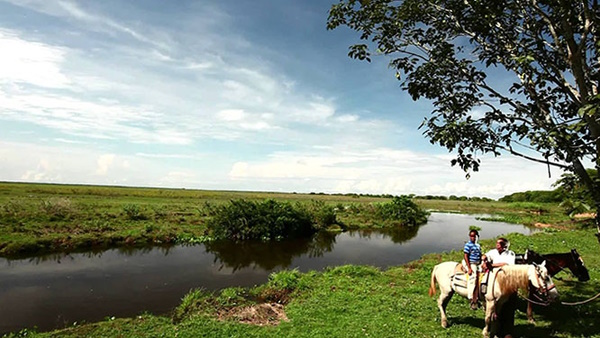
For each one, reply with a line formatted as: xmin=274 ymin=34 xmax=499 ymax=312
xmin=520 ymin=248 xmax=589 ymax=322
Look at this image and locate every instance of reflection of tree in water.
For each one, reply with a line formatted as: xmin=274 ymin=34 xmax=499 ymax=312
xmin=10 ymin=226 xmax=418 ymax=268
xmin=11 ymin=245 xmax=176 ymax=265
xmin=380 ymin=225 xmax=420 ymax=244
xmin=204 ymin=232 xmax=337 ymax=272
xmin=345 ymin=225 xmax=420 ymax=244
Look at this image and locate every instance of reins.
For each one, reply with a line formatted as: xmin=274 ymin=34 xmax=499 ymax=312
xmin=561 ymin=291 xmax=600 ymax=306
xmin=529 ymin=260 xmax=600 ymax=307
xmin=517 ymin=292 xmax=552 ymax=306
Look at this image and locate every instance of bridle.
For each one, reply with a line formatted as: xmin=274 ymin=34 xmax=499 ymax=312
xmin=527 ymin=264 xmax=556 ymax=306
xmin=525 ymin=249 xmax=587 ymax=281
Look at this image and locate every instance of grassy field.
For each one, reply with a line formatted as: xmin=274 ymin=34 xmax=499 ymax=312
xmin=0 ymin=182 xmax=388 ymax=257
xmin=0 ymin=182 xmax=579 ymax=257
xmin=1 ymin=182 xmax=599 ymax=337
xmin=8 ymin=228 xmax=599 ymax=338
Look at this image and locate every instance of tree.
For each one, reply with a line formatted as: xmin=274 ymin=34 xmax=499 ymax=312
xmin=553 ymin=168 xmax=598 ymax=204
xmin=327 ymin=0 xmax=600 ymax=245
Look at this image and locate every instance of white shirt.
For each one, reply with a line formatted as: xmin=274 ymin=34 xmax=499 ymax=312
xmin=485 ymin=249 xmax=516 ymax=266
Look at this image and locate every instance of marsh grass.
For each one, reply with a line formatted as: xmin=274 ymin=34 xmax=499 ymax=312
xmin=0 ymin=181 xmax=590 ymax=258
xmin=0 ymin=182 xmax=427 ymax=256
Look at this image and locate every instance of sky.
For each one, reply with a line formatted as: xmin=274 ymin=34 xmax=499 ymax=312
xmin=0 ymin=0 xmax=562 ymax=199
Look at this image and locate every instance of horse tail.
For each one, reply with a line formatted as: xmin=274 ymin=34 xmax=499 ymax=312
xmin=429 ymin=265 xmax=438 ymax=297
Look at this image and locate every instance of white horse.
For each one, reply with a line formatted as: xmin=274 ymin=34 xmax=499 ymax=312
xmin=429 ymin=261 xmax=558 ymax=337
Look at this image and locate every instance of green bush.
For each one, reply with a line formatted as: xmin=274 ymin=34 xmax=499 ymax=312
xmin=1 ymin=199 xmax=28 ymax=219
xmin=559 ymin=199 xmax=591 ymax=217
xmin=207 ymin=199 xmax=315 ymax=241
xmin=307 ymin=200 xmax=339 ymax=229
xmin=123 ymin=204 xmax=148 ymax=220
xmin=40 ymin=197 xmax=74 ymax=221
xmin=375 ymin=195 xmax=428 ymax=226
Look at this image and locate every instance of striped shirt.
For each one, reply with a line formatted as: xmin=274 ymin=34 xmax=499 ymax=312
xmin=464 ymin=241 xmax=482 ymax=264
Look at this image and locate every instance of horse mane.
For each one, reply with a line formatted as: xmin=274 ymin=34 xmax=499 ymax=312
xmin=495 ymin=265 xmax=531 ymax=294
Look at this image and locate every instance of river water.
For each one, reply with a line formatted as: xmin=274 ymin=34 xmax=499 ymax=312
xmin=0 ymin=213 xmax=535 ymax=333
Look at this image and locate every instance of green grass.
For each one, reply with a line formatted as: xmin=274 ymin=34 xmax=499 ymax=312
xmin=5 ymin=227 xmax=598 ymax=338
xmin=2 ymin=182 xmax=600 ymax=337
xmin=0 ymin=181 xmax=593 ymax=257
xmin=0 ymin=182 xmax=391 ymax=257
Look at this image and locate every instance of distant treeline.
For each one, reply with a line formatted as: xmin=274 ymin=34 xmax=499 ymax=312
xmin=413 ymin=195 xmax=495 ymax=202
xmin=308 ymin=191 xmax=495 ymax=202
xmin=309 ymin=191 xmax=567 ymax=204
xmin=499 ymin=190 xmax=564 ymax=203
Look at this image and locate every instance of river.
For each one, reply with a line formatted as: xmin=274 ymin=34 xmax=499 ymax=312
xmin=0 ymin=212 xmax=535 ymax=333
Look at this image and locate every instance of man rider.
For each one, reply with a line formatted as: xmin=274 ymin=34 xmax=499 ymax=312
xmin=482 ymin=237 xmax=516 ymax=338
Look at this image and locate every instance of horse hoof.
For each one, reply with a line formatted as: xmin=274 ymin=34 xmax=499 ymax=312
xmin=442 ymin=320 xmax=448 ymax=328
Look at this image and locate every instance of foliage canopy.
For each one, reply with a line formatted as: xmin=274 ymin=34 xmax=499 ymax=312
xmin=208 ymin=199 xmax=315 ymax=241
xmin=327 ymin=0 xmax=600 ymax=237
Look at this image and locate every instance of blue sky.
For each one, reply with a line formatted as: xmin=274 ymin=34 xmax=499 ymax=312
xmin=0 ymin=0 xmax=560 ymax=198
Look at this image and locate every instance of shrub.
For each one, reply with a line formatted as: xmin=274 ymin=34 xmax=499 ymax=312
xmin=307 ymin=200 xmax=339 ymax=229
xmin=267 ymin=269 xmax=306 ymax=291
xmin=256 ymin=269 xmax=308 ymax=303
xmin=375 ymin=195 xmax=428 ymax=226
xmin=207 ymin=199 xmax=315 ymax=241
xmin=40 ymin=198 xmax=74 ymax=221
xmin=1 ymin=199 xmax=28 ymax=218
xmin=559 ymin=199 xmax=591 ymax=217
xmin=122 ymin=204 xmax=148 ymax=220
xmin=173 ymin=289 xmax=211 ymax=322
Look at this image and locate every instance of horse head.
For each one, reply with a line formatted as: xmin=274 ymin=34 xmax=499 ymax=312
xmin=570 ymin=249 xmax=590 ymax=282
xmin=529 ymin=262 xmax=559 ymax=303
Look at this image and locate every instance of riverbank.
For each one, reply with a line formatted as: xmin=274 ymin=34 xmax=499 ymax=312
xmin=0 ymin=182 xmax=577 ymax=257
xmin=6 ymin=227 xmax=599 ymax=337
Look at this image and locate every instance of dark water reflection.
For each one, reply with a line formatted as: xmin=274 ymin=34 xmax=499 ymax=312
xmin=0 ymin=213 xmax=534 ymax=334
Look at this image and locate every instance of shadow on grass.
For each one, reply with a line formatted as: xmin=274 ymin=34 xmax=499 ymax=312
xmin=450 ymin=314 xmax=558 ymax=337
xmin=447 ymin=315 xmax=484 ymax=328
xmin=514 ymin=292 xmax=600 ymax=337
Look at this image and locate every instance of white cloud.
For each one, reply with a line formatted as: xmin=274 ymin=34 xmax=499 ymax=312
xmin=0 ymin=29 xmax=70 ymax=88
xmin=0 ymin=2 xmax=563 ymax=200
xmin=0 ymin=141 xmax=193 ymax=187
xmin=96 ymin=154 xmax=115 ymax=175
xmin=218 ymin=109 xmax=245 ymax=121
xmin=227 ymin=148 xmax=559 ymax=198
xmin=336 ymin=114 xmax=359 ymax=123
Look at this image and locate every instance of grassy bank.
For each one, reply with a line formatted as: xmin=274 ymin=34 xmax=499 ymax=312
xmin=0 ymin=182 xmax=389 ymax=257
xmin=2 ymin=182 xmax=599 ymax=337
xmin=8 ymin=227 xmax=599 ymax=337
xmin=0 ymin=182 xmax=584 ymax=257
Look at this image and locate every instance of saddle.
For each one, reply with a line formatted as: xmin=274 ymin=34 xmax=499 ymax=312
xmin=451 ymin=268 xmax=489 ymax=296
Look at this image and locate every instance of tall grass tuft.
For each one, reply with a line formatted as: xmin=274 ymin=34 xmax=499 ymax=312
xmin=40 ymin=197 xmax=75 ymax=221
xmin=123 ymin=204 xmax=148 ymax=221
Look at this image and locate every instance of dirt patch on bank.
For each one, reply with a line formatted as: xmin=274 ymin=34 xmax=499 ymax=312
xmin=573 ymin=213 xmax=596 ymax=219
xmin=218 ymin=303 xmax=288 ymax=326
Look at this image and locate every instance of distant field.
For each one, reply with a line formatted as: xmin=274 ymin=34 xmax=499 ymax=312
xmin=0 ymin=181 xmax=573 ymax=257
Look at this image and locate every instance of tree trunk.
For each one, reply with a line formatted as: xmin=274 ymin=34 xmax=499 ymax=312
xmin=571 ymin=159 xmax=600 ymax=247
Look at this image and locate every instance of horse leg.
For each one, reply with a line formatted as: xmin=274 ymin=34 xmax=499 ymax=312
xmin=438 ymin=290 xmax=454 ymax=328
xmin=482 ymin=300 xmax=495 ymax=338
xmin=527 ymin=301 xmax=535 ymax=323
xmin=527 ymin=290 xmax=535 ymax=323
